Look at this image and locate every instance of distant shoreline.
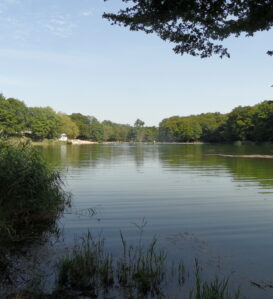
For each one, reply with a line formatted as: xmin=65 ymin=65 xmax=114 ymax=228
xmin=12 ymin=138 xmax=272 ymax=146
xmin=31 ymin=139 xmax=206 ymax=145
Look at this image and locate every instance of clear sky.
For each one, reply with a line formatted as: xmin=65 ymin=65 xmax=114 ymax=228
xmin=0 ymin=0 xmax=272 ymax=126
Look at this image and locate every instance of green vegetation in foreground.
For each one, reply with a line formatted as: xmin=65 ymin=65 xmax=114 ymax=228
xmin=9 ymin=231 xmax=242 ymax=299
xmin=0 ymin=139 xmax=70 ymax=282
xmin=54 ymin=232 xmax=169 ymax=298
xmin=1 ymin=93 xmax=273 ymax=143
xmin=54 ymin=233 xmax=242 ymax=298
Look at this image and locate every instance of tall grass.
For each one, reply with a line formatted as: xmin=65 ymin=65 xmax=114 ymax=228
xmin=54 ymin=232 xmax=167 ymax=298
xmin=56 ymin=232 xmax=114 ymax=297
xmin=0 ymin=139 xmax=70 ymax=246
xmin=54 ymin=232 xmax=243 ymax=299
xmin=117 ymin=232 xmax=166 ymax=297
xmin=189 ymin=259 xmax=242 ymax=299
xmin=0 ymin=139 xmax=70 ymax=284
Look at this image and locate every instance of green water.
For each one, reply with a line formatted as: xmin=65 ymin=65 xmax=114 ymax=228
xmin=40 ymin=143 xmax=273 ymax=298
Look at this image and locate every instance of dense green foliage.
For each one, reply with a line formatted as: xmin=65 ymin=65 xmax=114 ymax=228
xmin=69 ymin=114 xmax=104 ymax=141
xmin=0 ymin=140 xmax=71 ymax=286
xmin=70 ymin=113 xmax=92 ymax=139
xmin=0 ymin=140 xmax=70 ymax=247
xmin=159 ymin=101 xmax=273 ymax=142
xmin=104 ymin=0 xmax=273 ymax=58
xmin=0 ymin=93 xmax=272 ymax=143
xmin=58 ymin=113 xmax=79 ymax=139
xmin=159 ymin=116 xmax=203 ymax=142
xmin=102 ymin=120 xmax=131 ymax=141
xmin=0 ymin=95 xmax=28 ymax=136
xmin=89 ymin=117 xmax=104 ymax=142
xmin=28 ymin=107 xmax=61 ymax=140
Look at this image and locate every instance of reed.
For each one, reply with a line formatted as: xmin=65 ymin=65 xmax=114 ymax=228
xmin=0 ymin=139 xmax=70 ymax=246
xmin=117 ymin=232 xmax=166 ymax=296
xmin=0 ymin=139 xmax=70 ymax=284
xmin=56 ymin=232 xmax=114 ymax=297
xmin=54 ymin=232 xmax=243 ymax=299
xmin=189 ymin=259 xmax=242 ymax=299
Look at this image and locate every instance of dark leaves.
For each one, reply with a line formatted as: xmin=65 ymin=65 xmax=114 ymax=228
xmin=103 ymin=0 xmax=273 ymax=58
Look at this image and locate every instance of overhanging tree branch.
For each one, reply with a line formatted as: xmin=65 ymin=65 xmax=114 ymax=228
xmin=103 ymin=0 xmax=273 ymax=58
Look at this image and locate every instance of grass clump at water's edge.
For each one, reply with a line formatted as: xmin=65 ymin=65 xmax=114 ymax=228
xmin=0 ymin=139 xmax=70 ymax=246
xmin=0 ymin=139 xmax=71 ymax=283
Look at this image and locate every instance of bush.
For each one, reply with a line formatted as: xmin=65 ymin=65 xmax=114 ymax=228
xmin=0 ymin=139 xmax=70 ymax=247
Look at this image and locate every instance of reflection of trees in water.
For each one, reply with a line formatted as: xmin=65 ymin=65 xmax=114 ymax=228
xmin=39 ymin=144 xmax=160 ymax=170
xmin=158 ymin=144 xmax=273 ymax=189
xmin=39 ymin=143 xmax=273 ymax=189
xmin=39 ymin=144 xmax=125 ymax=168
xmin=129 ymin=144 xmax=159 ymax=169
xmin=129 ymin=145 xmax=144 ymax=168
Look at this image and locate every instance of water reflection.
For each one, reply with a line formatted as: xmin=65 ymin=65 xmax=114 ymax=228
xmin=36 ymin=143 xmax=273 ymax=299
xmin=38 ymin=143 xmax=273 ymax=191
xmin=158 ymin=144 xmax=273 ymax=190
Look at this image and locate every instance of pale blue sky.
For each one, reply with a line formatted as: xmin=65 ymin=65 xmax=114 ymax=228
xmin=0 ymin=0 xmax=272 ymax=126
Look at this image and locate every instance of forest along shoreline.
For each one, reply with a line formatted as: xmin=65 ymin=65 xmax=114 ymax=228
xmin=1 ymin=93 xmax=273 ymax=144
xmin=32 ymin=139 xmax=206 ymax=145
xmin=1 ymin=92 xmax=273 ymax=297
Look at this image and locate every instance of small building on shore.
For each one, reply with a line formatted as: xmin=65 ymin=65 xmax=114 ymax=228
xmin=59 ymin=133 xmax=68 ymax=142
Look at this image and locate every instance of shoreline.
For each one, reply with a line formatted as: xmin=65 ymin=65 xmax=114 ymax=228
xmin=30 ymin=139 xmax=206 ymax=145
xmin=7 ymin=137 xmax=273 ymax=146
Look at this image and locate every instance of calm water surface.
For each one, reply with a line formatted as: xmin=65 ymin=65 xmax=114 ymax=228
xmin=41 ymin=143 xmax=273 ymax=298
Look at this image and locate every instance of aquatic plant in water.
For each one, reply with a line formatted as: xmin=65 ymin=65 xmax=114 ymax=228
xmin=56 ymin=232 xmax=114 ymax=298
xmin=54 ymin=231 xmax=242 ymax=299
xmin=189 ymin=259 xmax=242 ymax=299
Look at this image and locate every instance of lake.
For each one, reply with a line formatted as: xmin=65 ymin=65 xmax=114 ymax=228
xmin=40 ymin=143 xmax=273 ymax=298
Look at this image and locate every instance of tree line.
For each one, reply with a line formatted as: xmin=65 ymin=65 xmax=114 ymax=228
xmin=159 ymin=100 xmax=273 ymax=142
xmin=0 ymin=94 xmax=157 ymax=142
xmin=0 ymin=93 xmax=272 ymax=142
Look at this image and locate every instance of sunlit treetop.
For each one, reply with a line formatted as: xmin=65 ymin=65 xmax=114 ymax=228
xmin=103 ymin=0 xmax=273 ymax=58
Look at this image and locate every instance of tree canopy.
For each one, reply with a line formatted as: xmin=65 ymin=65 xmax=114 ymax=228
xmin=70 ymin=114 xmax=104 ymax=141
xmin=58 ymin=113 xmax=79 ymax=139
xmin=0 ymin=95 xmax=27 ymax=136
xmin=103 ymin=0 xmax=273 ymax=58
xmin=28 ymin=107 xmax=60 ymax=140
